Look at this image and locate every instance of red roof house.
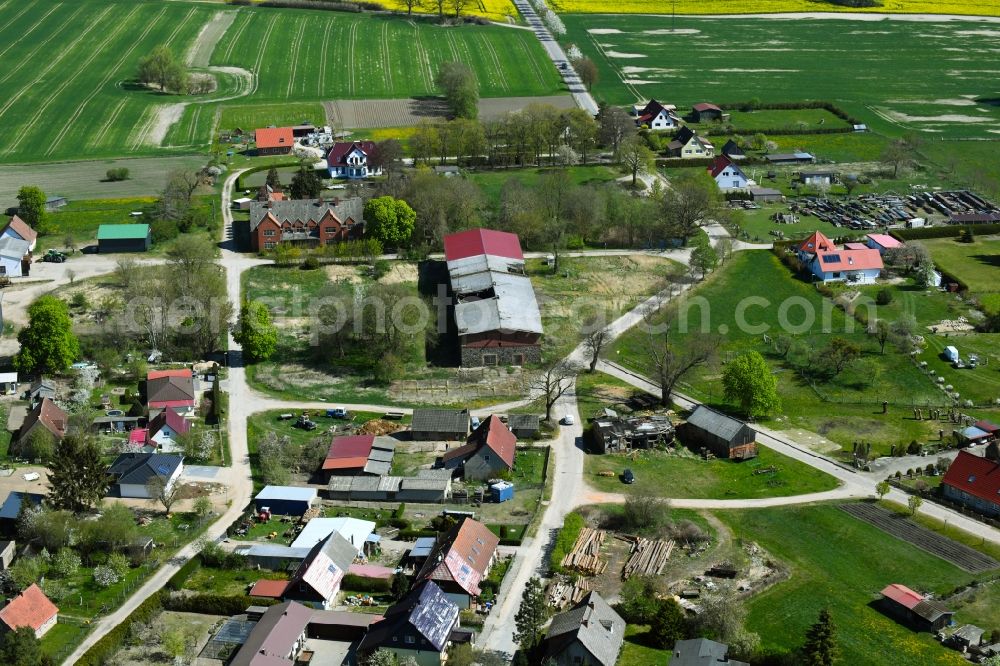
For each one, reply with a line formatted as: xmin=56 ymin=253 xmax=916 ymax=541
xmin=796 ymin=230 xmax=883 ymax=284
xmin=255 ymin=127 xmax=294 ymax=156
xmin=249 ymin=579 xmax=290 ymax=599
xmin=0 ymin=215 xmax=38 ymax=251
xmin=414 ymin=517 xmax=500 ymax=607
xmin=444 ymin=228 xmax=525 ymax=262
xmin=798 ymin=231 xmax=838 ymax=256
xmin=942 ymin=450 xmax=1000 ymax=517
xmin=17 ymin=397 xmax=67 ymax=446
xmin=440 ymin=415 xmax=516 ymax=480
xmin=148 ymin=408 xmax=191 ymax=446
xmin=146 ymin=369 xmax=195 ymax=411
xmin=326 ymin=141 xmax=381 ymax=179
xmin=692 ymin=102 xmax=723 ymax=121
xmin=0 ymin=584 xmax=59 ymax=638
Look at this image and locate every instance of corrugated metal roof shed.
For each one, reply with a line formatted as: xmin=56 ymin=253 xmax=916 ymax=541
xmin=685 ymin=406 xmax=748 ymax=442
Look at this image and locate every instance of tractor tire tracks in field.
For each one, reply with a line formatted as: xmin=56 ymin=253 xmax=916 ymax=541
xmin=0 ymin=2 xmax=88 ymax=88
xmin=0 ymin=2 xmax=58 ymax=62
xmin=317 ymin=20 xmax=333 ymax=97
xmin=286 ymin=17 xmax=307 ymax=99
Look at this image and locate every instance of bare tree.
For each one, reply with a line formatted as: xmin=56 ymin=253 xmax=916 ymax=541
xmin=582 ymin=322 xmax=609 ymax=373
xmin=618 ymin=135 xmax=654 ymax=187
xmin=870 ymin=320 xmax=890 ymax=354
xmin=531 ymin=360 xmax=574 ymax=422
xmin=661 ymin=170 xmax=721 ymax=245
xmin=573 ymin=57 xmax=599 ymax=91
xmin=146 ymin=475 xmax=182 ymax=515
xmin=643 ymin=316 xmax=717 ymax=406
xmin=402 ymin=0 xmax=422 ymax=14
xmin=597 ymin=105 xmax=634 ymax=157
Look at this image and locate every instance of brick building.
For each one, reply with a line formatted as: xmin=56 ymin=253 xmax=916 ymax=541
xmin=249 ymin=197 xmax=364 ymax=252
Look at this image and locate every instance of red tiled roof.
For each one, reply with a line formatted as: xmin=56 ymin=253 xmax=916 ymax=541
xmin=250 ymin=579 xmax=290 ymax=599
xmin=975 ymin=420 xmax=1000 ymax=434
xmin=693 ymin=102 xmax=721 ymax=113
xmin=471 ymin=415 xmax=516 ymax=468
xmin=416 ymin=518 xmax=500 ymax=596
xmin=844 ymin=242 xmax=868 ymax=250
xmin=255 ymin=127 xmax=294 ymax=150
xmin=147 ymin=370 xmax=194 ymax=409
xmin=2 ymin=215 xmax=37 ymax=243
xmin=149 ymin=409 xmax=191 ymax=438
xmin=881 ymin=583 xmax=924 ymax=610
xmin=326 ymin=141 xmax=376 ymax=166
xmin=0 ymin=584 xmax=58 ymax=632
xmin=815 ymin=248 xmax=883 ymax=272
xmin=147 ymin=369 xmax=192 ymax=380
xmin=129 ymin=429 xmax=148 ymax=444
xmin=708 ymin=155 xmax=739 ymax=179
xmin=443 ymin=228 xmax=524 ymax=262
xmin=798 ymin=231 xmax=837 ymax=255
xmin=323 ymin=435 xmax=375 ymax=472
xmin=942 ymin=450 xmax=1000 ymax=508
xmin=21 ymin=397 xmax=67 ymax=441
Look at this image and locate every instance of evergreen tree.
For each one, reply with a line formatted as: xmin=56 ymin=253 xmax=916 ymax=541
xmin=265 ymin=167 xmax=282 ymax=190
xmin=513 ymin=577 xmax=548 ymax=656
xmin=650 ymin=598 xmax=688 ymax=648
xmin=48 ymin=436 xmax=109 ymax=513
xmin=801 ymin=608 xmax=837 ymax=666
xmin=289 ymin=165 xmax=321 ymax=200
xmin=0 ymin=626 xmax=50 ymax=666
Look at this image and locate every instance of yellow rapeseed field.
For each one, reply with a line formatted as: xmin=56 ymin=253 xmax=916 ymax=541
xmin=381 ymin=0 xmax=519 ymax=22
xmin=549 ymin=0 xmax=1000 ymax=16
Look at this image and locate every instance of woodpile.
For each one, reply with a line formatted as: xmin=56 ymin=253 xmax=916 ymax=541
xmin=561 ymin=528 xmax=607 ymax=575
xmin=359 ymin=419 xmax=403 ymax=436
xmin=299 ymin=507 xmax=322 ymax=524
xmin=621 ymin=536 xmax=674 ymax=579
xmin=547 ymin=577 xmax=592 ymax=609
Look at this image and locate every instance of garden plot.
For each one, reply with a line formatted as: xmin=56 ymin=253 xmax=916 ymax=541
xmin=564 ymin=15 xmax=1000 ymax=138
xmin=840 ymin=503 xmax=999 ymax=574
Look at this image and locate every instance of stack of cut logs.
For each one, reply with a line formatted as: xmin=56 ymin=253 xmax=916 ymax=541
xmin=620 ymin=535 xmax=674 ymax=579
xmin=561 ymin=528 xmax=607 ymax=575
xmin=547 ymin=576 xmax=592 ymax=608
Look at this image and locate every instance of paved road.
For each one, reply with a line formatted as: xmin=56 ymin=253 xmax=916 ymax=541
xmin=512 ymin=0 xmax=598 ymax=115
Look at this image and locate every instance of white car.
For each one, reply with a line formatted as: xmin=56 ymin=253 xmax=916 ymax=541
xmin=560 ymin=414 xmax=575 ymax=426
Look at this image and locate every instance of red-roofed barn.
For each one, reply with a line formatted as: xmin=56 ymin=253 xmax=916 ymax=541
xmin=879 ymin=583 xmax=953 ymax=631
xmin=255 ymin=127 xmax=294 ymax=156
xmin=0 ymin=583 xmax=58 ymax=638
xmin=942 ymin=450 xmax=1000 ymax=518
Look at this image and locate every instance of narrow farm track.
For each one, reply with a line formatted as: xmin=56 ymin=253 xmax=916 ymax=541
xmin=0 ymin=2 xmax=57 ymax=61
xmin=382 ymin=21 xmax=394 ymax=92
xmin=163 ymin=5 xmax=199 ymax=50
xmin=479 ymin=33 xmax=510 ymax=93
xmin=347 ymin=20 xmax=359 ymax=96
xmin=88 ymin=100 xmax=128 ymax=149
xmin=8 ymin=4 xmax=143 ymax=154
xmin=45 ymin=5 xmax=169 ymax=156
xmin=412 ymin=23 xmax=435 ymax=89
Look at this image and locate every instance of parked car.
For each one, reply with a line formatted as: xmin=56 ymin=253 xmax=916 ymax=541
xmin=561 ymin=414 xmax=575 ymax=426
xmin=471 ymin=416 xmax=481 ymax=430
xmin=327 ymin=408 xmax=349 ymax=419
xmin=278 ymin=413 xmax=294 ymax=421
xmin=295 ymin=415 xmax=317 ymax=431
xmin=622 ymin=468 xmax=635 ymax=484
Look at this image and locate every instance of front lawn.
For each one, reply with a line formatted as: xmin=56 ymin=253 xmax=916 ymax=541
xmin=182 ymin=564 xmax=288 ymax=596
xmin=584 ymin=446 xmax=839 ymax=499
xmin=715 ymin=503 xmax=989 ymax=666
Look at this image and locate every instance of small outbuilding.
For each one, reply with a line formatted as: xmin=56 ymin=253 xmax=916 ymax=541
xmin=692 ymin=102 xmax=723 ymax=122
xmin=749 ymin=187 xmax=783 ymax=203
xmin=0 ymin=372 xmax=17 ymax=395
xmin=97 ymin=224 xmax=151 ymax=253
xmin=680 ymin=405 xmax=757 ymax=460
xmin=411 ymin=408 xmax=470 ymax=441
xmin=879 ymin=583 xmax=953 ymax=632
xmin=254 ymin=485 xmax=318 ymax=516
xmin=508 ymin=413 xmax=540 ymax=439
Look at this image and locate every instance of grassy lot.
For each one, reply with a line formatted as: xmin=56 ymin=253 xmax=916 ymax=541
xmin=618 ymin=624 xmax=667 ymax=666
xmin=465 ymin=165 xmax=620 ymax=211
xmin=953 ymin=580 xmax=1000 ymax=628
xmin=552 ymin=0 xmax=997 ymax=15
xmin=167 ymin=8 xmax=563 ymax=149
xmin=564 ymin=16 xmax=1000 ymax=139
xmin=923 ymin=237 xmax=1000 ymax=305
xmin=584 ymin=446 xmax=839 ymax=499
xmin=575 ymin=370 xmax=652 ymax=421
xmin=733 ymin=206 xmax=848 ymax=244
xmin=718 ymin=108 xmax=850 ymax=133
xmin=183 ymin=564 xmax=288 ymax=596
xmin=529 ymin=254 xmax=680 ymax=361
xmin=40 ymin=621 xmax=88 ymax=662
xmin=610 ymin=250 xmax=991 ymax=455
xmin=218 ymin=103 xmax=326 ymax=134
xmin=715 ymin=503 xmax=993 ymax=666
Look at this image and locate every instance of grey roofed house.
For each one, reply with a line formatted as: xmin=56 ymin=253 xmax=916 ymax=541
xmin=749 ymin=187 xmax=783 ymax=202
xmin=359 ymin=581 xmax=460 ymax=657
xmin=229 ymin=600 xmax=312 ymax=666
xmin=27 ymin=378 xmax=55 ymax=403
xmin=508 ymin=414 xmax=540 ymax=438
xmin=671 ymin=638 xmax=749 ymax=666
xmin=454 ymin=274 xmax=544 ymax=336
xmin=107 ymin=453 xmax=183 ymax=487
xmin=248 ymin=197 xmax=364 ymax=233
xmin=542 ymin=591 xmax=625 ymax=666
xmin=0 ymin=492 xmax=44 ymax=521
xmin=284 ymin=532 xmax=357 ymax=609
xmin=411 ymin=408 xmax=470 ymax=440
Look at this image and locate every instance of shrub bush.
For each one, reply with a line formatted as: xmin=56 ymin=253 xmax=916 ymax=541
xmin=875 ymin=288 xmax=893 ymax=306
xmin=301 ymin=256 xmax=320 ymax=270
xmin=342 ymin=574 xmax=391 ymax=593
xmin=77 ymin=592 xmax=165 ymax=666
xmin=163 ymin=593 xmax=277 ymax=615
xmin=106 ymin=168 xmax=130 ymax=182
xmin=167 ymin=557 xmax=201 ymax=591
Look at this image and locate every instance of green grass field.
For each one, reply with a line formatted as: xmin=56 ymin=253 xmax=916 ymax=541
xmin=0 ymin=1 xmax=561 ymax=162
xmin=716 ymin=504 xmax=993 ymax=666
xmin=585 ymin=447 xmax=839 ymax=499
xmin=923 ymin=237 xmax=1000 ymax=300
xmin=564 ymin=16 xmax=1000 ymax=139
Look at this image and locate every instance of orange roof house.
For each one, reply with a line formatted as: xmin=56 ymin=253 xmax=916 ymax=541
xmin=0 ymin=584 xmax=58 ymax=638
xmin=255 ymin=127 xmax=294 ymax=156
xmin=795 ymin=230 xmax=883 ymax=284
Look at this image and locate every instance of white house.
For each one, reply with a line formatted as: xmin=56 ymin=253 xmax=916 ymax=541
xmin=0 ymin=216 xmax=37 ymax=252
xmin=635 ymin=99 xmax=681 ymax=130
xmin=0 ymin=372 xmax=16 ymax=396
xmin=326 ymin=141 xmax=382 ymax=179
xmin=796 ymin=231 xmax=883 ymax=284
xmin=107 ymin=453 xmax=184 ymax=499
xmin=668 ymin=127 xmax=714 ymax=159
xmin=708 ymin=156 xmax=749 ymax=191
xmin=290 ymin=517 xmax=376 ymax=557
xmin=148 ymin=409 xmax=191 ymax=448
xmin=0 ymin=236 xmax=29 ymax=277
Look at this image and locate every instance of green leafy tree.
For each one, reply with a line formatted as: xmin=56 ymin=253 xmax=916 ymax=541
xmin=650 ymin=598 xmax=688 ymax=648
xmin=435 ymin=61 xmax=478 ymax=120
xmin=390 ymin=572 xmax=411 ymax=600
xmin=363 ymin=196 xmax=416 ymax=249
xmin=908 ymin=495 xmax=923 ymax=516
xmin=288 ymin=165 xmax=322 ymax=200
xmin=690 ymin=235 xmax=719 ymax=279
xmin=10 ymin=556 xmax=47 ymax=591
xmin=618 ymin=134 xmax=654 ymax=186
xmin=801 ymin=608 xmax=837 ymax=666
xmin=47 ymin=435 xmax=109 ymax=513
xmin=233 ymin=300 xmax=278 ymax=362
xmin=0 ymin=626 xmax=49 ymax=666
xmin=51 ymin=549 xmax=81 ymax=578
xmin=366 ymin=650 xmax=399 ymax=666
xmin=513 ymin=577 xmax=548 ymax=656
xmin=820 ymin=337 xmax=861 ymax=378
xmin=875 ymin=480 xmax=891 ymax=500
xmin=136 ymin=46 xmax=188 ymax=93
xmin=14 ymin=295 xmax=79 ymax=376
xmin=15 ymin=186 xmax=46 ymax=229
xmin=722 ymin=350 xmax=781 ymax=419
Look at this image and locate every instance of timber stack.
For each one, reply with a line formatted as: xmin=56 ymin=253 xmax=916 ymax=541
xmin=561 ymin=527 xmax=607 ymax=575
xmin=621 ymin=536 xmax=675 ymax=579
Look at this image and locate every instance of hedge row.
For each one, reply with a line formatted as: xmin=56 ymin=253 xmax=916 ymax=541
xmin=76 ymin=592 xmax=165 ymax=666
xmin=342 ymin=574 xmax=392 ymax=593
xmin=166 ymin=557 xmax=201 ymax=591
xmin=714 ymin=99 xmax=862 ymax=126
xmin=227 ymin=0 xmax=382 ymax=10
xmin=398 ymin=528 xmax=438 ymax=540
xmin=163 ymin=593 xmax=279 ymax=616
xmin=889 ymin=223 xmax=1000 ymax=241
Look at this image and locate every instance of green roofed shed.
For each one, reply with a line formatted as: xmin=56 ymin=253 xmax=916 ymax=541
xmin=97 ymin=224 xmax=151 ymax=253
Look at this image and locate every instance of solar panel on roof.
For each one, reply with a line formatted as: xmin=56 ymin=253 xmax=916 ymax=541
xmin=156 ymin=465 xmax=170 ymax=474
xmin=822 ymin=253 xmax=841 ymax=262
